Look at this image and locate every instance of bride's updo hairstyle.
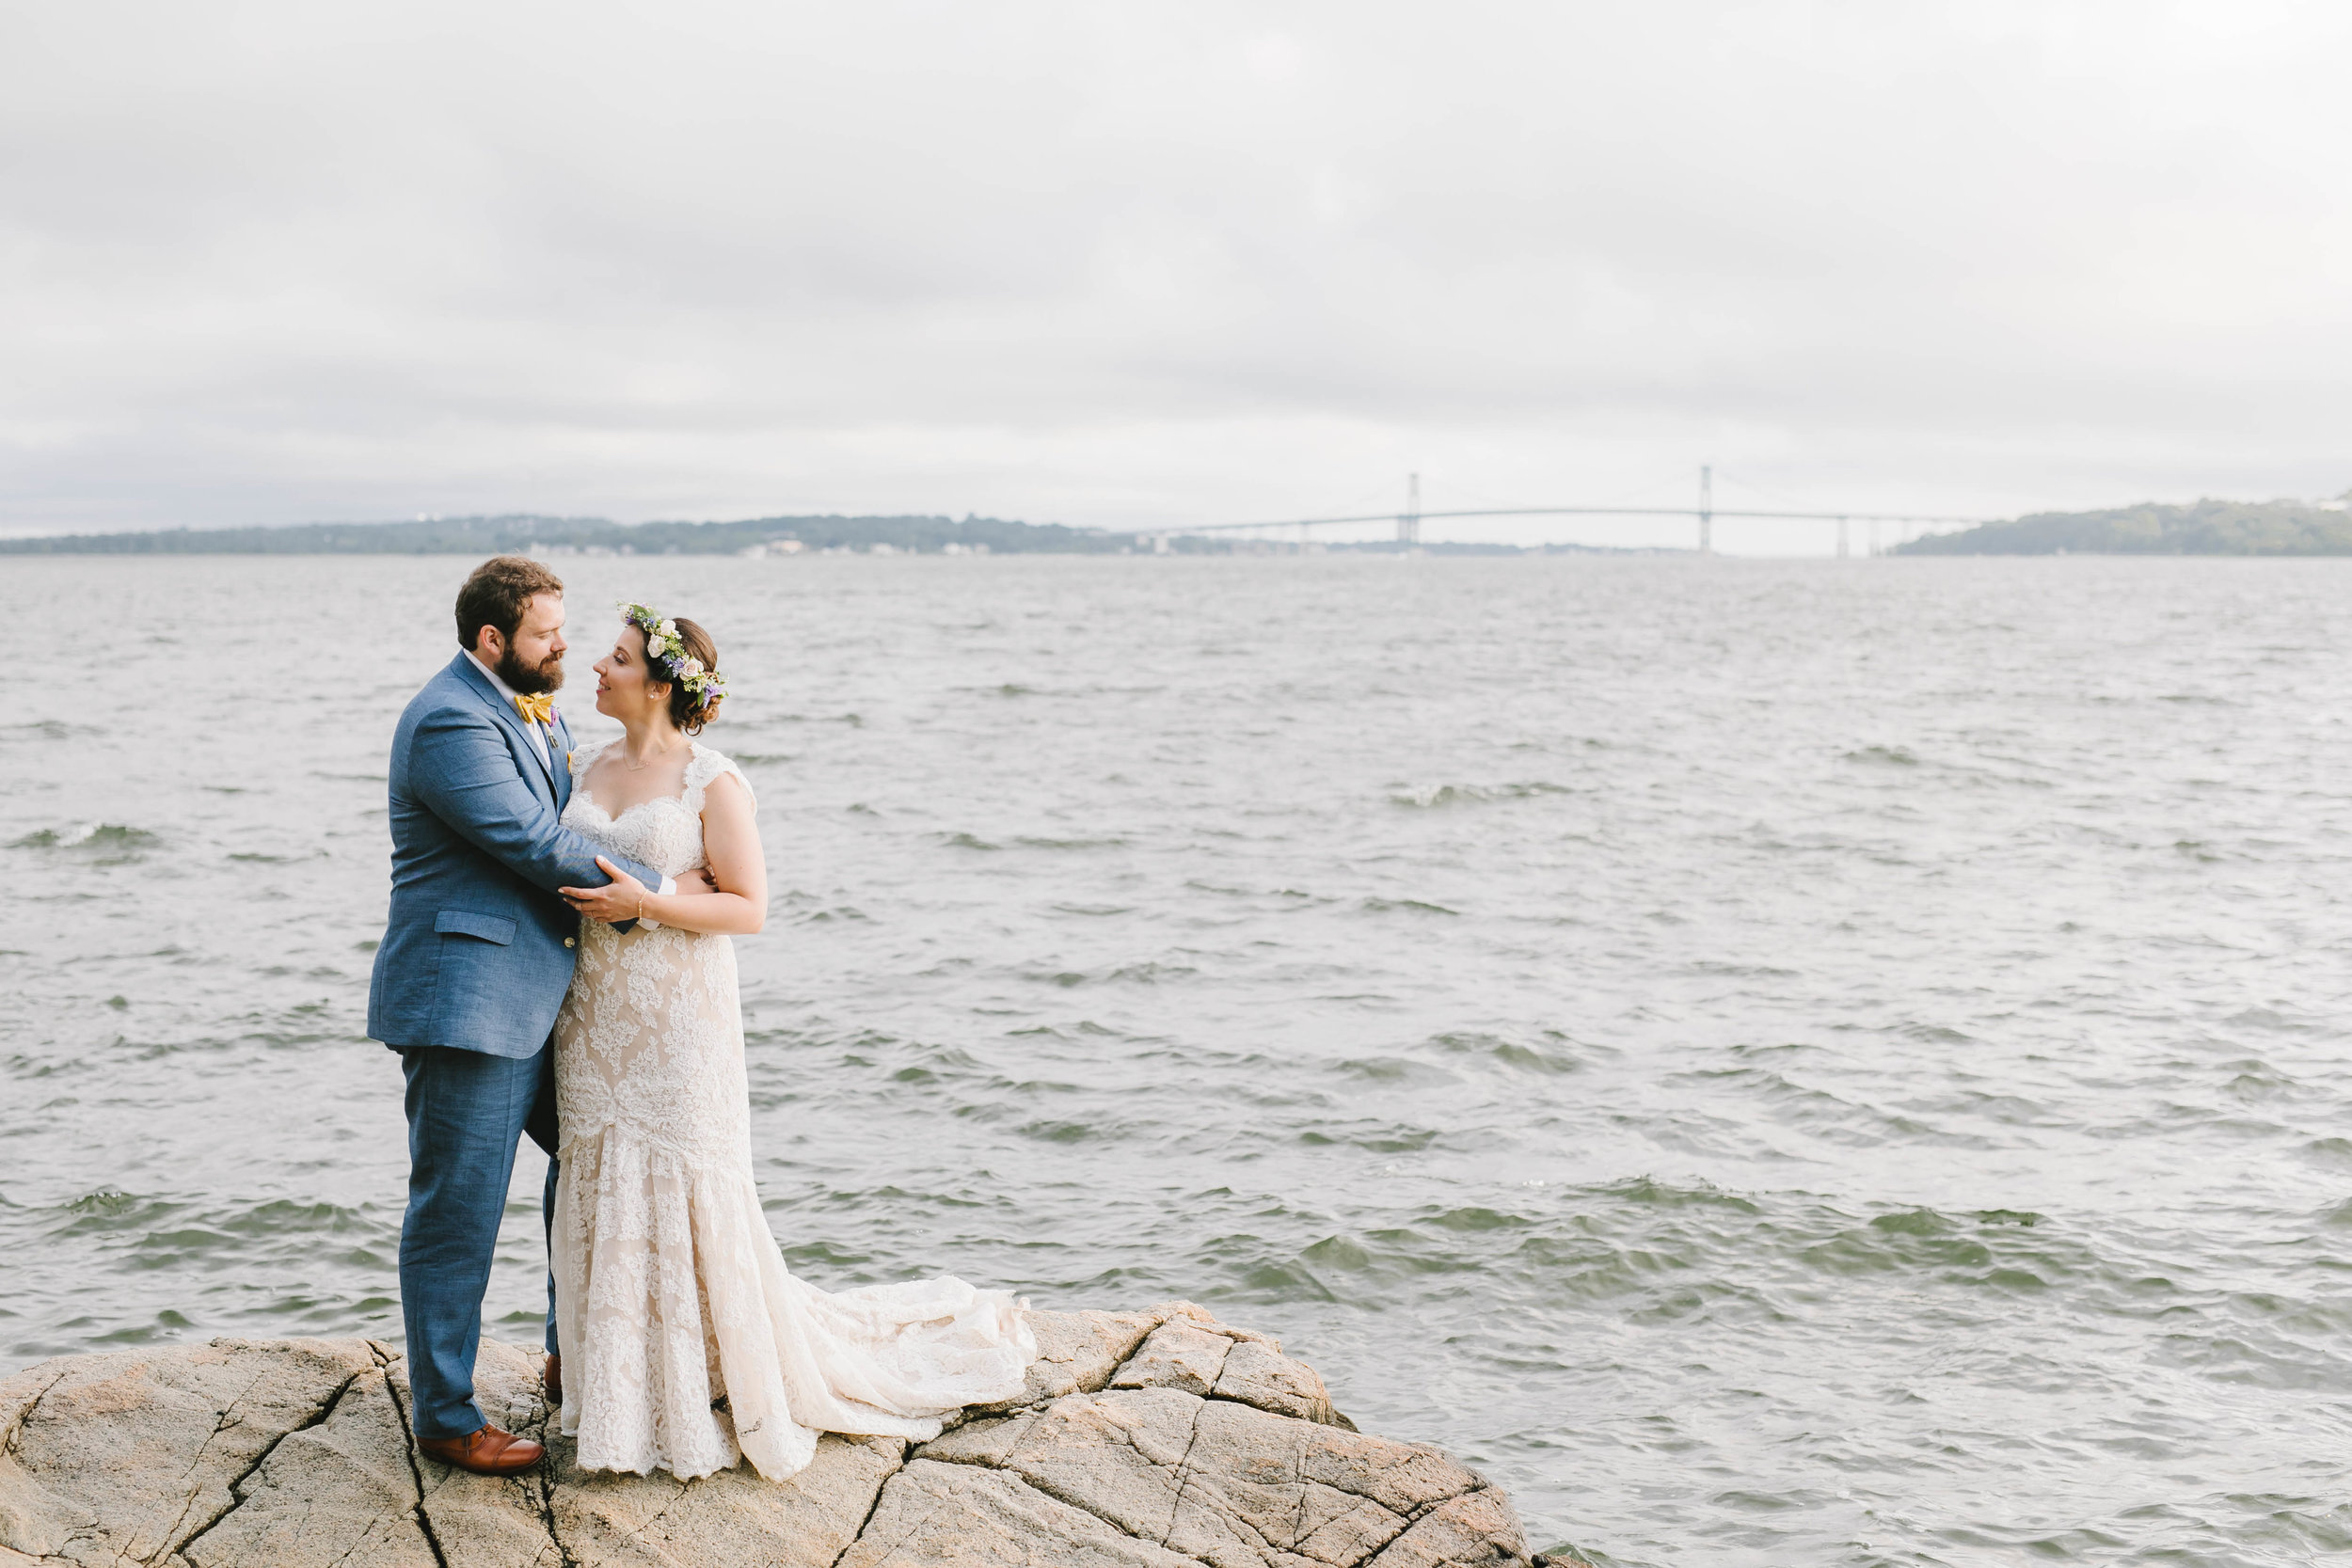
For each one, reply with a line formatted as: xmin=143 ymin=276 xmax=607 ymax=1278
xmin=620 ymin=601 xmax=728 ymax=735
xmin=656 ymin=618 xmax=723 ymax=735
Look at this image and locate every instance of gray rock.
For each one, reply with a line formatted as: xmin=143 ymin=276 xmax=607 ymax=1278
xmin=918 ymin=1386 xmax=1496 ymax=1568
xmin=1214 ymin=1338 xmax=1350 ymax=1430
xmin=0 ymin=1335 xmax=377 ymax=1568
xmin=1107 ymin=1308 xmax=1356 ymax=1432
xmin=1363 ymin=1489 xmax=1532 ymax=1568
xmin=1107 ymin=1319 xmax=1233 ymax=1398
xmin=0 ymin=1303 xmax=1535 ymax=1568
xmin=973 ymin=1305 xmax=1166 ymax=1413
xmin=838 ymin=1459 xmax=1202 ymax=1568
xmin=178 ymin=1365 xmax=434 ymax=1568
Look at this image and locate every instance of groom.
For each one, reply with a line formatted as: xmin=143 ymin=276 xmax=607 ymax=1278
xmin=367 ymin=556 xmax=701 ymax=1474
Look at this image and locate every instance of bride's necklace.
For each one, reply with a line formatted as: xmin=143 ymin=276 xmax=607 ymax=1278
xmin=618 ymin=736 xmax=684 ymax=772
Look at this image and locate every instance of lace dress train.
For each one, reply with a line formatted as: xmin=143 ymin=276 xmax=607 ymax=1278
xmin=548 ymin=742 xmax=1034 ymax=1481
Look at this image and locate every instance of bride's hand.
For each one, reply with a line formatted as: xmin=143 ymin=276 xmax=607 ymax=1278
xmin=561 ymin=857 xmax=649 ymax=925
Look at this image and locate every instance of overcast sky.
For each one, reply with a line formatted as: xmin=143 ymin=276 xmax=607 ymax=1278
xmin=6 ymin=1 xmax=2348 ymax=549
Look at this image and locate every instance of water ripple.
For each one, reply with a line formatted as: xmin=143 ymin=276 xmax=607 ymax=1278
xmin=6 ymin=554 xmax=2351 ymax=1566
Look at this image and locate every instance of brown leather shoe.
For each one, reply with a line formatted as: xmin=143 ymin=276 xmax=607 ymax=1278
xmin=544 ymin=1352 xmax=562 ymax=1404
xmin=417 ymin=1423 xmax=545 ymax=1475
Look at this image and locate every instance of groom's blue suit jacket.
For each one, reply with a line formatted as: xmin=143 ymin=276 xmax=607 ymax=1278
xmin=367 ymin=653 xmax=662 ymax=1058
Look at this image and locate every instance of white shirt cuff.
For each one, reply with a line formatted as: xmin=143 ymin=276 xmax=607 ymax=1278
xmin=639 ymin=875 xmax=677 ymax=929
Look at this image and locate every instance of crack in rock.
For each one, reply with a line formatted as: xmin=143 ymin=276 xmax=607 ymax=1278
xmin=382 ymin=1357 xmax=453 ymax=1568
xmin=175 ymin=1369 xmax=271 ymax=1482
xmin=844 ymin=1460 xmax=1217 ymax=1568
xmin=827 ymin=1450 xmax=898 ymax=1568
xmin=0 ymin=1370 xmax=71 ymax=1458
xmin=532 ymin=1465 xmax=580 ymax=1568
xmin=1159 ymin=1396 xmax=1209 ymax=1544
xmin=151 ymin=1367 xmax=281 ymax=1557
xmin=169 ymin=1367 xmax=366 ymax=1565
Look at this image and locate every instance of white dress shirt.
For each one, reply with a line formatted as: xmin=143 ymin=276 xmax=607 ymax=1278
xmin=467 ymin=648 xmax=675 ymax=919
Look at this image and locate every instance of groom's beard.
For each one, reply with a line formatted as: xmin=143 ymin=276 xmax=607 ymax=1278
xmin=499 ymin=646 xmax=565 ymax=696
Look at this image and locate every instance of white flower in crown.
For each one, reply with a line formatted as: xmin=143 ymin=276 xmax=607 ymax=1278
xmin=679 ymin=655 xmax=704 ymax=676
xmin=658 ymin=618 xmax=678 ymax=639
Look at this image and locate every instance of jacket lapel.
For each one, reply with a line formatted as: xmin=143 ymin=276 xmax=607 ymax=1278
xmin=451 ymin=653 xmax=558 ymax=802
xmin=550 ymin=712 xmax=573 ymax=811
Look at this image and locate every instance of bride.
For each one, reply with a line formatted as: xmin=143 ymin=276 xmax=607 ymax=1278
xmin=549 ymin=602 xmax=1034 ymax=1481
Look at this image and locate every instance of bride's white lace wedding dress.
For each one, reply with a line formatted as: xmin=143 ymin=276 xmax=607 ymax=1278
xmin=548 ymin=739 xmax=1035 ymax=1481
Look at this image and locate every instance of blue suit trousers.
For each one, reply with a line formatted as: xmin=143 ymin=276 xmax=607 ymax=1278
xmin=397 ymin=1043 xmax=560 ymax=1440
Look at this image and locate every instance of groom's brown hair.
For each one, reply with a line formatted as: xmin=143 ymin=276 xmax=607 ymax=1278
xmin=455 ymin=556 xmax=564 ymax=652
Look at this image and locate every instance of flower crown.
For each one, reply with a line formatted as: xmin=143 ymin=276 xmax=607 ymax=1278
xmin=619 ymin=602 xmax=727 ymax=717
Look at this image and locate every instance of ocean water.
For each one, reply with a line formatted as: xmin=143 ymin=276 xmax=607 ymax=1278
xmin=5 ymin=552 xmax=2349 ymax=1566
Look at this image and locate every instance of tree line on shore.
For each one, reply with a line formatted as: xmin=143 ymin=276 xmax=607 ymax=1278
xmin=15 ymin=496 xmax=2352 ymax=556
xmin=0 ymin=513 xmax=1115 ymax=556
xmin=1897 ymin=497 xmax=2352 ymax=555
xmin=0 ymin=513 xmax=1634 ymax=557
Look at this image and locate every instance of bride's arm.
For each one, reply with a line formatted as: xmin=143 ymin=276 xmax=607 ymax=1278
xmin=564 ymin=771 xmax=767 ymax=934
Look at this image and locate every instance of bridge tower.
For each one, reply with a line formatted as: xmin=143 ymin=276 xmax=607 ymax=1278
xmin=1397 ymin=473 xmax=1421 ymax=546
xmin=1699 ymin=466 xmax=1713 ymax=555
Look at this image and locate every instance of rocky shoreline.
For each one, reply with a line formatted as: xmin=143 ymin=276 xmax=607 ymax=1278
xmin=0 ymin=1302 xmax=1564 ymax=1568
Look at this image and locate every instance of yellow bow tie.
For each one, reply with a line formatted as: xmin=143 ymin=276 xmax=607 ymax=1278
xmin=513 ymin=692 xmax=554 ymax=726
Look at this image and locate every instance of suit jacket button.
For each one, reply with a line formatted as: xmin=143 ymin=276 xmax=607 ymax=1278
xmin=564 ymin=937 xmax=577 ymax=948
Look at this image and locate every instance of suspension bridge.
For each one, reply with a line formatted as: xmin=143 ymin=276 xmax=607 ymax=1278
xmin=1149 ymin=468 xmax=1991 ymax=555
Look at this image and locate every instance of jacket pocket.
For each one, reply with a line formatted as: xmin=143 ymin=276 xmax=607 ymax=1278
xmin=434 ymin=909 xmax=517 ymax=944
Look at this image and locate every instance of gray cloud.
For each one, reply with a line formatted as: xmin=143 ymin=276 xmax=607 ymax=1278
xmin=5 ymin=1 xmax=2348 ymax=547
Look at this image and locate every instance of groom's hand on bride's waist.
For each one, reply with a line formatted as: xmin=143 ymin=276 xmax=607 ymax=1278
xmin=561 ymin=856 xmax=650 ymax=925
xmin=561 ymin=859 xmax=720 ymax=924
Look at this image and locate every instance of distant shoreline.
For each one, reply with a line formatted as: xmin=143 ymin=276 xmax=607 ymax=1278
xmin=1893 ymin=497 xmax=2352 ymax=555
xmin=17 ymin=497 xmax=2351 ymax=556
xmin=0 ymin=513 xmax=1670 ymax=558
